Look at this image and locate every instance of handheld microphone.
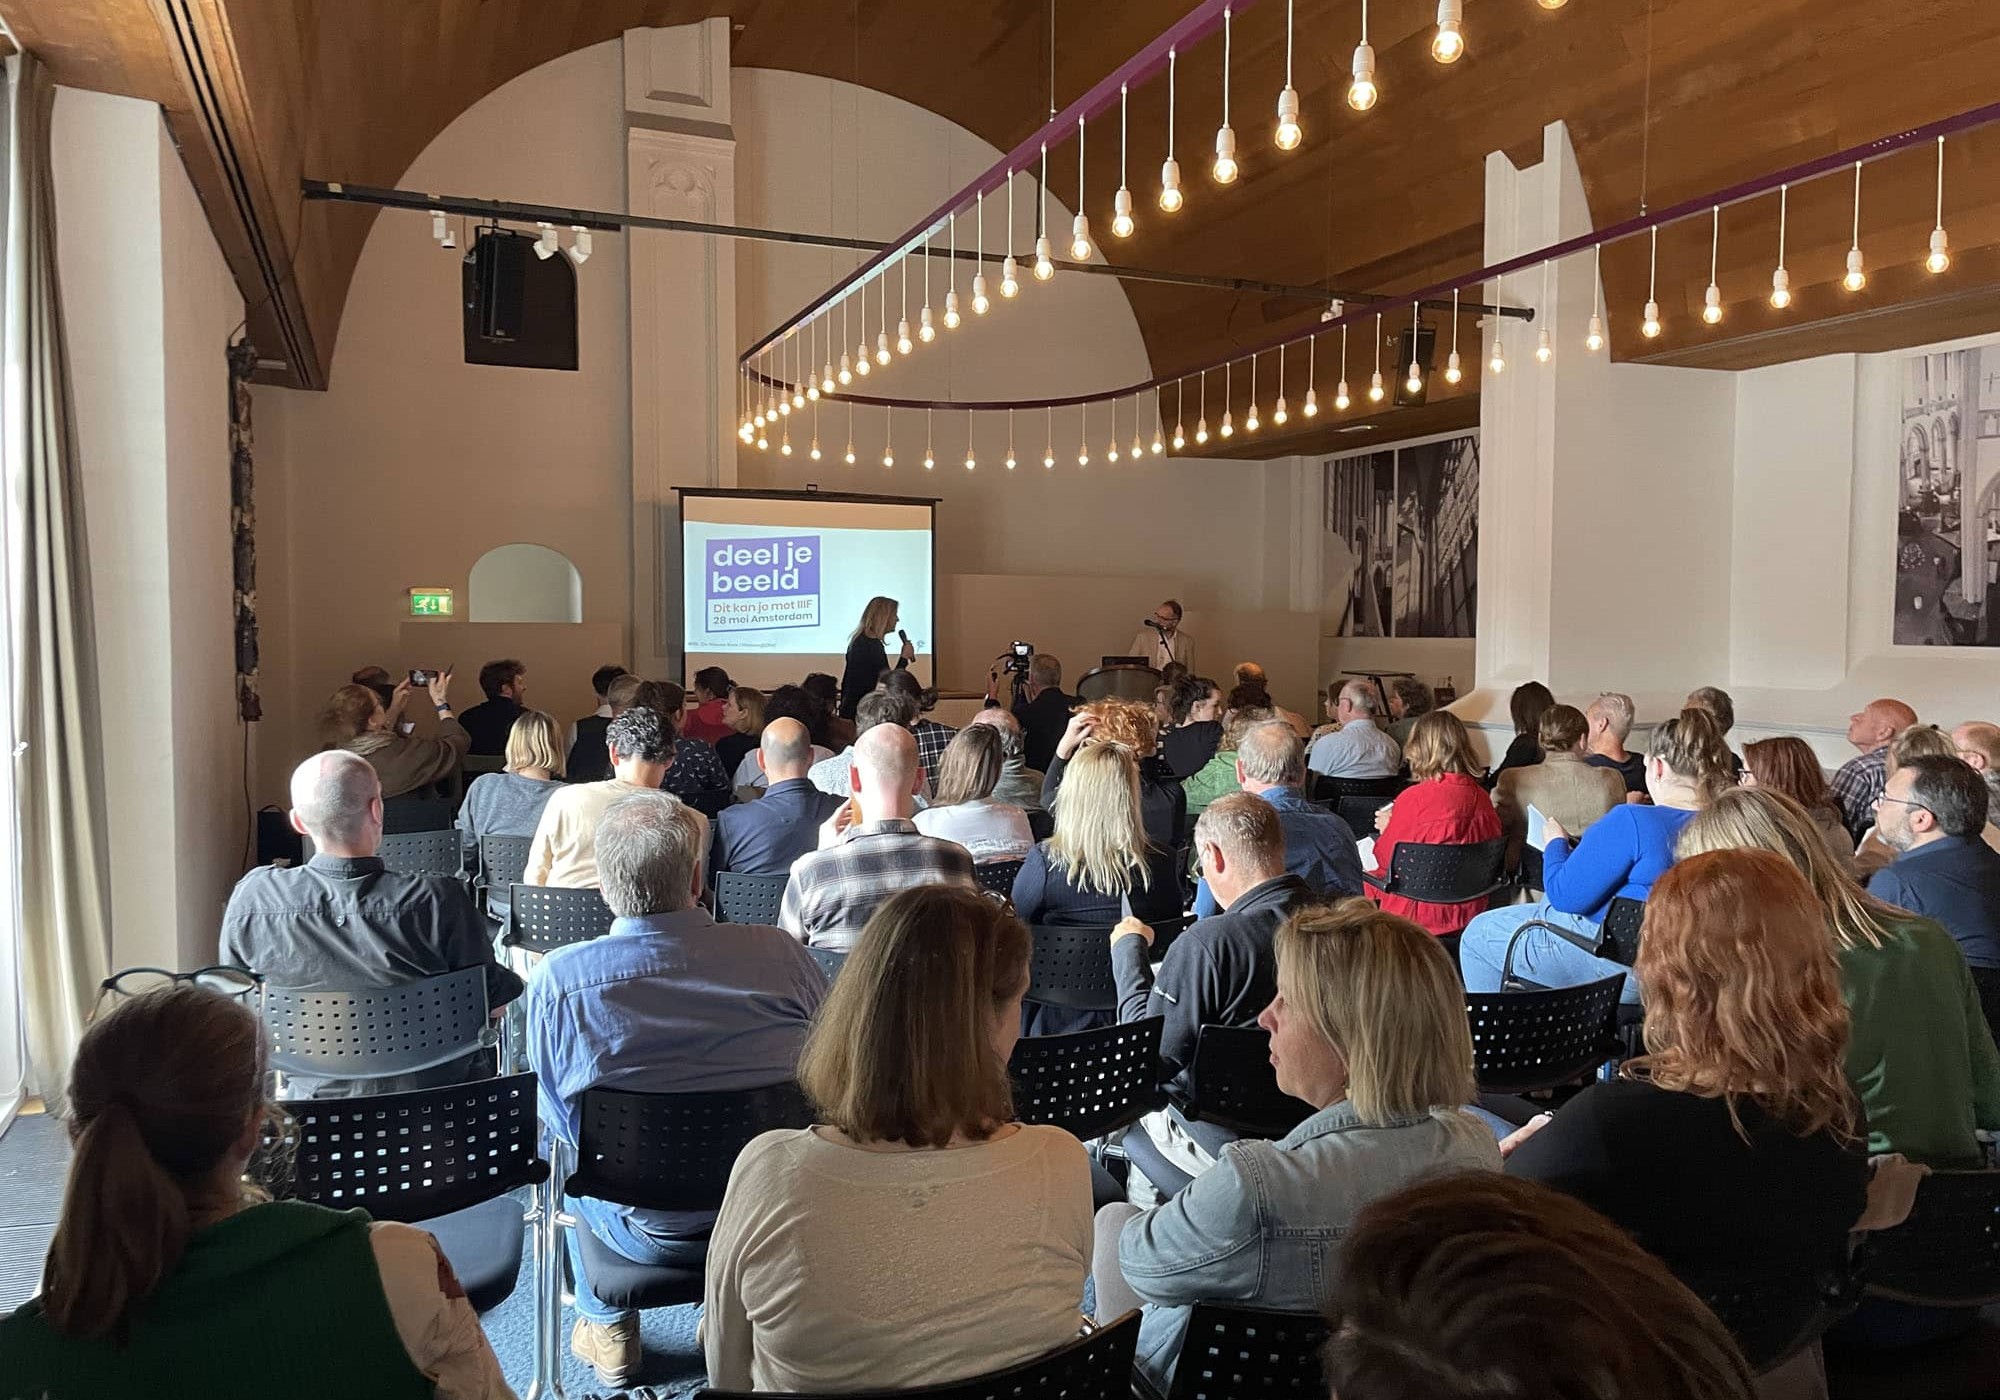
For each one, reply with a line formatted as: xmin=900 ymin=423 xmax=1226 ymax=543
xmin=897 ymin=628 xmax=910 ymax=645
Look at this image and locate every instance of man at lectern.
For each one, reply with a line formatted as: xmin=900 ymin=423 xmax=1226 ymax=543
xmin=1130 ymin=599 xmax=1194 ymax=672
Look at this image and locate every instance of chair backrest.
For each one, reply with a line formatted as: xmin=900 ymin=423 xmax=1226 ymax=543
xmin=1464 ymin=974 xmax=1623 ymax=1094
xmin=1026 ymin=925 xmax=1119 ymax=1011
xmin=567 ymin=1081 xmax=815 ymax=1212
xmin=1688 ymin=1253 xmax=1858 ymax=1373
xmin=478 ymin=833 xmax=533 ymax=892
xmin=972 ymin=858 xmax=1025 ymax=897
xmin=461 ymin=753 xmax=507 ymax=778
xmin=382 ymin=795 xmax=453 ymax=833
xmin=1185 ymin=1024 xmax=1316 ymax=1139
xmin=378 ymin=828 xmax=465 ymax=879
xmin=1600 ymin=894 xmax=1647 ymax=967
xmin=1516 ymin=842 xmax=1545 ymax=892
xmin=1317 ymin=775 xmax=1409 ymax=835
xmin=1864 ymin=1169 xmax=2000 ymax=1307
xmin=1148 ymin=913 xmax=1196 ymax=963
xmin=681 ymin=786 xmax=735 ymax=820
xmin=695 ymin=1309 xmax=1141 ymax=1400
xmin=265 ymin=966 xmax=490 ymax=1081
xmin=1009 ymin=1016 xmax=1166 ymax=1142
xmin=1168 ymin=1304 xmax=1329 ymax=1400
xmin=715 ymin=869 xmax=789 ymax=925
xmin=807 ymin=945 xmax=848 ymax=983
xmin=503 ymin=883 xmax=616 ymax=954
xmin=1027 ymin=808 xmax=1055 ymax=842
xmin=278 ymin=1071 xmax=548 ymax=1222
xmin=1382 ymin=838 xmax=1511 ymax=904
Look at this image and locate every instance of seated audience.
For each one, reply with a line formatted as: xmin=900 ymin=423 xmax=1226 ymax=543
xmin=0 ymin=985 xmax=511 ymax=1398
xmin=458 ymin=708 xmax=566 ymax=847
xmin=809 ymin=690 xmax=930 ymax=801
xmin=1094 ymin=901 xmax=1500 ymax=1388
xmin=1492 ymin=703 xmax=1625 ymax=869
xmin=781 ymin=723 xmax=974 ymax=950
xmin=731 ymin=684 xmax=834 ymax=791
xmin=566 ymin=664 xmax=630 ymax=782
xmin=1190 ymin=721 xmax=1362 ymax=915
xmin=1487 ymin=681 xmax=1553 ymax=782
xmin=1583 ymin=690 xmax=1648 ymax=795
xmin=527 ymin=707 xmax=687 ymax=889
xmin=1007 ymin=651 xmax=1075 ymax=774
xmin=528 ymin=790 xmax=824 ymax=1387
xmin=1182 ymin=691 xmax=1271 ymax=815
xmin=967 ymin=703 xmax=1047 ymax=813
xmin=682 ymin=665 xmax=735 ymax=743
xmin=711 ymin=718 xmax=843 ymax=878
xmin=220 ymin=752 xmax=521 ymax=1097
xmin=839 ymin=594 xmax=913 ymax=720
xmin=1680 ymin=787 xmax=2000 ymax=1168
xmin=1853 ymin=724 xmax=1963 ymax=877
xmin=799 ymin=672 xmax=851 ymax=750
xmin=1459 ymin=708 xmax=1732 ymax=1001
xmin=1113 ymin=793 xmax=1321 ymax=1179
xmin=1831 ymin=696 xmax=1921 ymax=840
xmin=351 ymin=663 xmax=397 ymax=711
xmin=459 ymin=658 xmax=528 ymax=757
xmin=1950 ymin=720 xmax=2000 ymax=853
xmin=1366 ymin=712 xmax=1504 ymax=937
xmin=1013 ymin=742 xmax=1183 ymax=928
xmin=1505 ymin=850 xmax=1870 ymax=1372
xmin=1741 ymin=735 xmax=1856 ymax=873
xmin=914 ymin=725 xmax=1035 ymax=862
xmin=1160 ymin=673 xmax=1225 ymax=778
xmin=318 ymin=672 xmax=467 ymax=799
xmin=1866 ymin=754 xmax=2000 ymax=977
xmin=1384 ymin=675 xmax=1434 ymax=748
xmin=713 ymin=683 xmax=764 ymax=778
xmin=880 ymin=668 xmax=956 ymax=789
xmin=704 ymin=886 xmax=1091 ymax=1393
xmin=1684 ymin=685 xmax=1743 ymax=777
xmin=1320 ymin=1174 xmax=1757 ymax=1400
xmin=1233 ymin=661 xmax=1311 ymax=737
xmin=1152 ymin=684 xmax=1178 ymax=733
xmin=1306 ymin=680 xmax=1402 ymax=779
xmin=642 ymin=679 xmax=731 ymax=803
xmin=1043 ymin=699 xmax=1187 ymax=851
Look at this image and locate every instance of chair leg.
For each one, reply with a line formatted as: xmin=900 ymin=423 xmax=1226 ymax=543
xmin=524 ymin=1155 xmax=572 ymax=1400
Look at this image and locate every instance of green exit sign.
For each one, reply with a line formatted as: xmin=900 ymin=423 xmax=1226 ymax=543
xmin=408 ymin=588 xmax=454 ymax=618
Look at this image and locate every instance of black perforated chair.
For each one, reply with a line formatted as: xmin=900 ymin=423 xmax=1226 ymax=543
xmin=696 ymin=1310 xmax=1141 ymax=1400
xmin=1142 ymin=1303 xmax=1329 ymax=1400
xmin=502 ymin=884 xmax=615 ymax=955
xmin=1009 ymin=1016 xmax=1166 ymax=1141
xmin=378 ymin=828 xmax=465 ymax=879
xmin=973 ymin=858 xmax=1026 ymax=898
xmin=279 ymin=1073 xmax=547 ymax=1313
xmin=1362 ymin=837 xmax=1513 ymax=906
xmin=382 ymin=795 xmax=453 ymax=833
xmin=264 ymin=966 xmax=491 ymax=1084
xmin=562 ymin=1082 xmax=815 ymax=1311
xmin=1026 ymin=925 xmax=1118 ymax=1011
xmin=1690 ymin=1253 xmax=1861 ymax=1374
xmin=715 ymin=869 xmax=788 ymax=925
xmin=1315 ymin=775 xmax=1409 ymax=836
xmin=1863 ymin=1170 xmax=2000 ymax=1307
xmin=477 ymin=833 xmax=533 ymax=914
xmin=1183 ymin=1024 xmax=1316 ymax=1139
xmin=461 ymin=754 xmax=507 ymax=779
xmin=1516 ymin=842 xmax=1545 ymax=893
xmin=1599 ymin=894 xmax=1647 ymax=967
xmin=1464 ymin=974 xmax=1624 ymax=1094
xmin=807 ymin=945 xmax=848 ymax=983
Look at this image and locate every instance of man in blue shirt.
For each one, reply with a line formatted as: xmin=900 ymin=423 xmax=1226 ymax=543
xmin=1868 ymin=754 xmax=2000 ymax=970
xmin=1191 ymin=721 xmax=1362 ymax=915
xmin=526 ymin=789 xmax=825 ymax=1386
xmin=710 ymin=717 xmax=843 ymax=878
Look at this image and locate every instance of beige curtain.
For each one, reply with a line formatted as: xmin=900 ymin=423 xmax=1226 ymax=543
xmin=5 ymin=53 xmax=112 ymax=1111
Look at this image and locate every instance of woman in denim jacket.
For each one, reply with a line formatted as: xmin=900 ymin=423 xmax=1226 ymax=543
xmin=1091 ymin=900 xmax=1501 ymax=1386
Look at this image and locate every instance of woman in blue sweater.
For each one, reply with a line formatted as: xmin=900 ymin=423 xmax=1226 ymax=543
xmin=1459 ymin=708 xmax=1732 ymax=1002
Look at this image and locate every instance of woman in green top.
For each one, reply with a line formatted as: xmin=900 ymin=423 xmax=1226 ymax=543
xmin=1181 ymin=693 xmax=1275 ymax=815
xmin=0 ymin=984 xmax=514 ymax=1400
xmin=1679 ymin=786 xmax=2000 ymax=1168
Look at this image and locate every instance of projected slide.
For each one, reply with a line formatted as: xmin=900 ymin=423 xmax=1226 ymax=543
xmin=681 ymin=491 xmax=935 ymax=690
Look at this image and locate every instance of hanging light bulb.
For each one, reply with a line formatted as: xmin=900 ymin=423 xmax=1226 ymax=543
xmin=1132 ymin=409 xmax=1146 ymax=461
xmin=1585 ymin=245 xmax=1605 ymax=351
xmin=1002 ymin=173 xmax=1022 ymax=296
xmin=1071 ymin=117 xmax=1096 ymax=259
xmin=1160 ymin=49 xmax=1185 ymax=212
xmin=1195 ymin=417 xmax=1209 ymax=445
xmin=883 ymin=410 xmax=895 ymax=468
xmin=1407 ymin=359 xmax=1423 ymax=392
xmin=1034 ymin=237 xmax=1056 ymax=280
xmin=1641 ymin=302 xmax=1661 ymax=338
xmin=1304 ymin=335 xmax=1319 ymax=416
xmin=1488 ymin=285 xmax=1506 ymax=373
xmin=1432 ymin=0 xmax=1465 ymax=64
xmin=1770 ymin=183 xmax=1792 ymax=309
xmin=1640 ymin=228 xmax=1662 ymax=338
xmin=1368 ymin=370 xmax=1385 ymax=402
xmin=966 ymin=445 xmax=977 ymax=471
xmin=1349 ymin=0 xmax=1378 ymax=111
xmin=1213 ymin=9 xmax=1239 ymax=183
xmin=838 ymin=352 xmax=853 ymax=385
xmin=1274 ymin=345 xmax=1290 ymax=424
xmin=855 ymin=293 xmax=871 ymax=375
xmin=1113 ymin=85 xmax=1137 ymax=237
xmin=963 ymin=193 xmax=982 ymax=316
xmin=1220 ymin=362 xmax=1235 ymax=436
xmin=920 ymin=305 xmax=937 ymax=343
xmin=1368 ymin=314 xmax=1385 ymax=401
xmin=1535 ymin=329 xmax=1552 ymax=363
xmin=923 ymin=408 xmax=935 ymax=470
xmin=1245 ymin=356 xmax=1260 ymax=431
xmin=805 ymin=330 xmax=820 ymax=400
xmin=1079 ymin=405 xmax=1090 ymax=466
xmin=1928 ymin=136 xmax=1952 ymax=274
xmin=1699 ymin=207 xmax=1724 ymax=325
xmin=1220 ymin=409 xmax=1233 ymax=437
xmin=1034 ymin=143 xmax=1057 ymax=279
xmin=1152 ymin=387 xmax=1166 ymax=454
xmin=1275 ymin=0 xmax=1303 ymax=148
xmin=1334 ymin=325 xmax=1350 ymax=409
xmin=1006 ymin=409 xmax=1018 ymax=469
xmin=1405 ymin=301 xmax=1424 ymax=390
xmin=1172 ymin=382 xmax=1186 ymax=449
xmin=898 ymin=296 xmax=914 ymax=355
xmin=1843 ymin=161 xmax=1867 ymax=292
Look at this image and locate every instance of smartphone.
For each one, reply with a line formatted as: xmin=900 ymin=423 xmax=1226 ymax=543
xmin=409 ymin=669 xmax=435 ymax=686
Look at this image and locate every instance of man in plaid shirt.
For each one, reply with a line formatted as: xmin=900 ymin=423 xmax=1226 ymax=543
xmin=1830 ymin=697 xmax=1920 ymax=840
xmin=780 ymin=723 xmax=975 ymax=950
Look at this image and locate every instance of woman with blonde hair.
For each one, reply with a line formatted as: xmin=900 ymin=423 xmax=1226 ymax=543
xmin=714 ymin=684 xmax=765 ymax=778
xmin=1742 ymin=735 xmax=1855 ymax=874
xmin=1367 ymin=710 xmax=1504 ymax=936
xmin=839 ymin=595 xmax=915 ymax=719
xmin=318 ymin=671 xmax=469 ymax=799
xmin=459 ymin=709 xmax=566 ymax=843
xmin=915 ymin=724 xmax=1034 ymax=862
xmin=1507 ymin=850 xmax=1869 ymax=1372
xmin=1852 ymin=723 xmax=1964 ymax=878
xmin=1679 ymin=787 xmax=2000 ymax=1168
xmin=1012 ymin=740 xmax=1183 ymax=929
xmin=1460 ymin=707 xmax=1734 ymax=1002
xmin=1043 ymin=698 xmax=1189 ymax=850
xmin=1093 ymin=901 xmax=1500 ymax=1388
xmin=0 ymin=986 xmax=510 ymax=1398
xmin=704 ymin=886 xmax=1091 ymax=1392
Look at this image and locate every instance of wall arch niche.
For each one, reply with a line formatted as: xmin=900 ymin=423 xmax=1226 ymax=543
xmin=469 ymin=543 xmax=583 ymax=622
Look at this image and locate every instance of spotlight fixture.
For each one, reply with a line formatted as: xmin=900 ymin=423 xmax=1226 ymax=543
xmin=1928 ymin=136 xmax=1952 ymax=274
xmin=1002 ymin=175 xmax=1022 ymax=296
xmin=430 ymin=209 xmax=450 ymax=244
xmin=567 ymin=226 xmax=592 ymax=265
xmin=1213 ymin=9 xmax=1239 ymax=185
xmin=1349 ymin=0 xmax=1378 ymax=112
xmin=1703 ymin=206 xmax=1724 ymax=325
xmin=1160 ymin=48 xmax=1185 ymax=212
xmin=1843 ymin=161 xmax=1867 ymax=292
xmin=1304 ymin=335 xmax=1319 ymax=415
xmin=1369 ymin=314 xmax=1385 ymax=401
xmin=534 ymin=222 xmax=558 ymax=259
xmin=1771 ymin=183 xmax=1792 ymax=309
xmin=1586 ymin=245 xmax=1605 ymax=351
xmin=1335 ymin=325 xmax=1351 ymax=410
xmin=1432 ymin=0 xmax=1465 ymax=64
xmin=1641 ymin=228 xmax=1662 ymax=338
xmin=1445 ymin=288 xmax=1463 ymax=383
xmin=1274 ymin=343 xmax=1289 ymax=424
xmin=1072 ymin=118 xmax=1096 ymax=259
xmin=1113 ymin=85 xmax=1137 ymax=237
xmin=1276 ymin=0 xmax=1303 ymax=148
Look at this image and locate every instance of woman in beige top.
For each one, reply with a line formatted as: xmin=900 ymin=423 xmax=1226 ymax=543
xmin=703 ymin=885 xmax=1093 ymax=1393
xmin=319 ymin=670 xmax=469 ymax=799
xmin=1492 ymin=704 xmax=1626 ymax=870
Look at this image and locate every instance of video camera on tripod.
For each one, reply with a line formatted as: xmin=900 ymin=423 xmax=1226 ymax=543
xmin=1002 ymin=640 xmax=1035 ymax=679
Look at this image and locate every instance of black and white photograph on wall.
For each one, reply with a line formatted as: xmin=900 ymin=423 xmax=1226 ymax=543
xmin=1895 ymin=340 xmax=2000 ymax=646
xmin=1324 ymin=431 xmax=1479 ymax=638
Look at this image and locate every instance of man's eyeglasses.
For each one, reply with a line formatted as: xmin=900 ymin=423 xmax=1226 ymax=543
xmin=1873 ymin=795 xmax=1930 ymax=814
xmin=95 ymin=966 xmax=264 ymax=1016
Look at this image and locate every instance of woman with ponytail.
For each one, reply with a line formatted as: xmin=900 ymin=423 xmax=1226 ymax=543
xmin=1459 ymin=707 xmax=1734 ymax=1002
xmin=0 ymin=984 xmax=515 ymax=1399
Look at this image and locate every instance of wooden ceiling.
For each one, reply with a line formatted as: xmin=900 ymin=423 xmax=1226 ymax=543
xmin=12 ymin=0 xmax=2000 ymax=452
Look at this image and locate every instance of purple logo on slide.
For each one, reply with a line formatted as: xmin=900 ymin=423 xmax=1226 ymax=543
xmin=705 ymin=534 xmax=821 ymax=632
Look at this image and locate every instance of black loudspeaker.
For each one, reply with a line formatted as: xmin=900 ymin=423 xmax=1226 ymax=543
xmin=462 ymin=228 xmax=579 ymax=371
xmin=1393 ymin=327 xmax=1438 ymax=407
